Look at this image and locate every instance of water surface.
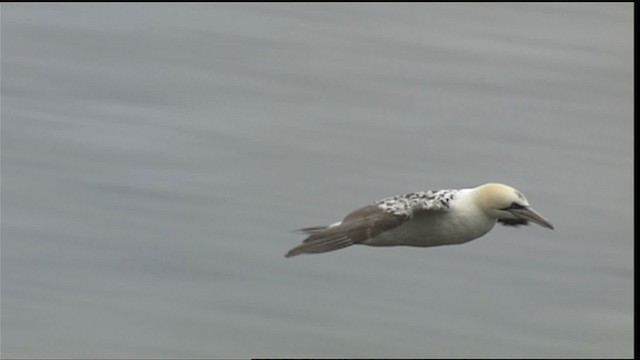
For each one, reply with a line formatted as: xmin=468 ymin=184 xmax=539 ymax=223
xmin=1 ymin=3 xmax=633 ymax=358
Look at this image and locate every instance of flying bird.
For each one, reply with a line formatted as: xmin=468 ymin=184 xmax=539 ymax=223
xmin=285 ymin=183 xmax=553 ymax=258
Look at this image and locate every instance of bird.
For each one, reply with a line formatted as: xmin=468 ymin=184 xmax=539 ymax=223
xmin=285 ymin=183 xmax=553 ymax=258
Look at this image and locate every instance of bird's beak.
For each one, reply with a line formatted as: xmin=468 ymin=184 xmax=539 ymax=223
xmin=513 ymin=207 xmax=554 ymax=230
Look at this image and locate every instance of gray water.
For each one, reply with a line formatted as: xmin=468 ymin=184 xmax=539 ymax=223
xmin=1 ymin=3 xmax=634 ymax=358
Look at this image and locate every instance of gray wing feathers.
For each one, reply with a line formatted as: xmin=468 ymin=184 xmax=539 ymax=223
xmin=285 ymin=205 xmax=408 ymax=257
xmin=285 ymin=234 xmax=353 ymax=257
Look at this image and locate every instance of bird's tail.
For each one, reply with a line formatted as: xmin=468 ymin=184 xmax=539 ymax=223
xmin=293 ymin=226 xmax=330 ymax=235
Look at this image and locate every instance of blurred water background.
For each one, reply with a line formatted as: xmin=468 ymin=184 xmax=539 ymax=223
xmin=1 ymin=3 xmax=633 ymax=358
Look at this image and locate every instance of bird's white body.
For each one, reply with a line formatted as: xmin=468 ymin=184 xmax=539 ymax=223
xmin=285 ymin=183 xmax=553 ymax=257
xmin=366 ymin=189 xmax=495 ymax=247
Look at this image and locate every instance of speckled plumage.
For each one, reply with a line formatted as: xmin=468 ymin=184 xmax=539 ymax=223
xmin=375 ymin=189 xmax=458 ymax=216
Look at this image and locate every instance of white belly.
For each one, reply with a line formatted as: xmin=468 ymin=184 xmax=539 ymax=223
xmin=362 ymin=210 xmax=496 ymax=247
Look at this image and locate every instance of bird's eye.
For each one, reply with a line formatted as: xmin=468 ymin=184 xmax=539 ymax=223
xmin=502 ymin=202 xmax=525 ymax=211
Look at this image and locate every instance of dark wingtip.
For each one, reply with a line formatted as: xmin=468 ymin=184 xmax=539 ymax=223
xmin=284 ymin=250 xmax=298 ymax=258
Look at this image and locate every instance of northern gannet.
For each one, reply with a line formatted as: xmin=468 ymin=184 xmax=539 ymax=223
xmin=285 ymin=183 xmax=553 ymax=258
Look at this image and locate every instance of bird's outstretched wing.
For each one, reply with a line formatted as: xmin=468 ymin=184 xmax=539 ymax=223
xmin=285 ymin=205 xmax=409 ymax=257
xmin=285 ymin=189 xmax=457 ymax=257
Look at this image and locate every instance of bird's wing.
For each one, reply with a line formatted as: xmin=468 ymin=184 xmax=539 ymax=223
xmin=285 ymin=205 xmax=409 ymax=257
xmin=285 ymin=190 xmax=456 ymax=257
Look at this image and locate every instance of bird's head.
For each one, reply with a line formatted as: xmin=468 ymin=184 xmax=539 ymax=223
xmin=474 ymin=183 xmax=554 ymax=229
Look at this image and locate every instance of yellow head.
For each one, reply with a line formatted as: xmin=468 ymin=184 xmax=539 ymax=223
xmin=473 ymin=183 xmax=554 ymax=229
